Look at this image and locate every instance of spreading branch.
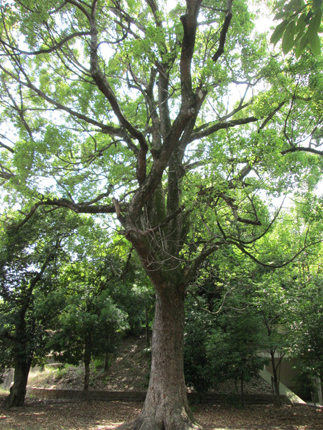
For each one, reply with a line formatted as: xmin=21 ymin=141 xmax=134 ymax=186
xmin=234 ymin=239 xmax=323 ymax=269
xmin=281 ymin=146 xmax=323 ymax=156
xmin=0 ymin=32 xmax=90 ymax=56
xmin=89 ymin=2 xmax=148 ymax=184
xmin=0 ymin=64 xmax=124 ymax=139
xmin=189 ymin=116 xmax=259 ymax=143
xmin=8 ymin=196 xmax=119 ymax=230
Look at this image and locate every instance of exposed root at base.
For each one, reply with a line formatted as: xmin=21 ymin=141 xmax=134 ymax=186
xmin=117 ymin=416 xmax=204 ymax=430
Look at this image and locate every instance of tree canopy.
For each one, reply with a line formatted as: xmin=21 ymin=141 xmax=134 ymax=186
xmin=0 ymin=0 xmax=323 ymax=427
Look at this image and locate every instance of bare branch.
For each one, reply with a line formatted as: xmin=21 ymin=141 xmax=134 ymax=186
xmin=258 ymin=101 xmax=286 ymax=132
xmin=234 ymin=239 xmax=323 ymax=269
xmin=188 ymin=287 xmax=233 ymax=316
xmin=0 ymin=141 xmax=14 ymax=154
xmin=189 ymin=116 xmax=259 ymax=143
xmin=66 ymin=0 xmax=91 ymax=20
xmin=146 ymin=0 xmax=162 ymax=27
xmin=212 ymin=0 xmax=233 ymax=63
xmin=184 ymin=241 xmax=225 ymax=283
xmin=281 ymin=146 xmax=323 ymax=156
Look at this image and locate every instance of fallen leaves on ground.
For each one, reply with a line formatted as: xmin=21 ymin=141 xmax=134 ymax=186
xmin=1 ymin=394 xmax=323 ymax=430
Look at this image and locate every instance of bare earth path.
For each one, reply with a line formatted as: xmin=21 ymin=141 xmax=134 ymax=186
xmin=1 ymin=394 xmax=323 ymax=430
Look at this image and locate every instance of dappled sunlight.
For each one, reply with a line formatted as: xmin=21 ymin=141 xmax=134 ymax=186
xmin=1 ymin=394 xmax=323 ymax=429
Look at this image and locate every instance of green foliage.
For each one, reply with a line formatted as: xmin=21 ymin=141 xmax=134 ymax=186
xmin=184 ymin=250 xmax=270 ymax=395
xmin=49 ymin=263 xmax=126 ymax=366
xmin=289 ymin=278 xmax=323 ymax=379
xmin=271 ymin=0 xmax=323 ymax=56
xmin=184 ymin=297 xmax=216 ymax=393
xmin=0 ymin=0 xmax=323 ymax=418
xmin=184 ymin=291 xmax=269 ymax=395
xmin=184 ymin=207 xmax=323 ymax=396
xmin=207 ymin=321 xmax=267 ymax=386
xmin=0 ymin=209 xmax=80 ymax=372
xmin=48 ymin=232 xmax=152 ymax=371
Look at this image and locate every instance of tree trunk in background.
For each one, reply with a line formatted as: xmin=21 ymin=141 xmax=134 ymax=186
xmin=119 ymin=285 xmax=202 ymax=430
xmin=270 ymin=350 xmax=282 ymax=406
xmin=145 ymin=304 xmax=150 ymax=349
xmin=4 ymin=356 xmax=32 ymax=408
xmin=4 ymin=292 xmax=34 ymax=408
xmin=83 ymin=337 xmax=92 ymax=391
xmin=240 ymin=377 xmax=245 ymax=407
xmin=104 ymin=351 xmax=109 ymax=372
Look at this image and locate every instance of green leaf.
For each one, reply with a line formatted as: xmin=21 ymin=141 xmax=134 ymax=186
xmin=307 ymin=10 xmax=323 ymax=39
xmin=274 ymin=11 xmax=288 ymax=20
xmin=288 ymin=0 xmax=304 ymax=12
xmin=295 ymin=33 xmax=309 ymax=57
xmin=276 ymin=0 xmax=287 ymax=8
xmin=296 ymin=12 xmax=307 ymax=33
xmin=271 ymin=20 xmax=290 ymax=45
xmin=310 ymin=33 xmax=321 ymax=55
xmin=282 ymin=20 xmax=296 ymax=53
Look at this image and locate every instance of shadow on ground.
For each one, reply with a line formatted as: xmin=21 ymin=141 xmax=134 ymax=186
xmin=1 ymin=394 xmax=323 ymax=430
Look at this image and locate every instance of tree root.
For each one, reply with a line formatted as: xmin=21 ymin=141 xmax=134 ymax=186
xmin=117 ymin=414 xmax=204 ymax=430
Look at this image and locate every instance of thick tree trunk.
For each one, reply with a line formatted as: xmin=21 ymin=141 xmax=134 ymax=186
xmin=119 ymin=286 xmax=202 ymax=430
xmin=3 ymin=357 xmax=31 ymax=408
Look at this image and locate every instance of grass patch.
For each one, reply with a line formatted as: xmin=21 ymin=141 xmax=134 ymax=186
xmin=28 ymin=365 xmax=60 ymax=387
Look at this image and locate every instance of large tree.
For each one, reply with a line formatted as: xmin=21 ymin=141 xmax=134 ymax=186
xmin=0 ymin=0 xmax=322 ymax=427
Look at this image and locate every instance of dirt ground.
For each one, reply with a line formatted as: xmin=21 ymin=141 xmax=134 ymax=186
xmin=2 ymin=336 xmax=323 ymax=429
xmin=1 ymin=394 xmax=323 ymax=430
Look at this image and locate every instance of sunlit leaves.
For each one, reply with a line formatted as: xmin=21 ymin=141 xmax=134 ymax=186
xmin=0 ymin=0 xmax=322 ymax=296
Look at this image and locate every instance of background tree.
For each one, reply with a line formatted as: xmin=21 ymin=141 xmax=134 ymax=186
xmin=52 ymin=284 xmax=128 ymax=390
xmin=0 ymin=210 xmax=79 ymax=407
xmin=0 ymin=0 xmax=323 ymax=427
xmin=50 ymin=252 xmax=129 ymax=390
xmin=246 ymin=199 xmax=323 ymax=404
xmin=184 ymin=248 xmax=268 ymax=402
xmin=184 ymin=200 xmax=323 ymax=406
xmin=284 ymin=238 xmax=323 ymax=400
xmin=184 ymin=294 xmax=215 ymax=396
xmin=48 ymin=228 xmax=153 ymax=387
xmin=252 ymin=274 xmax=293 ymax=406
